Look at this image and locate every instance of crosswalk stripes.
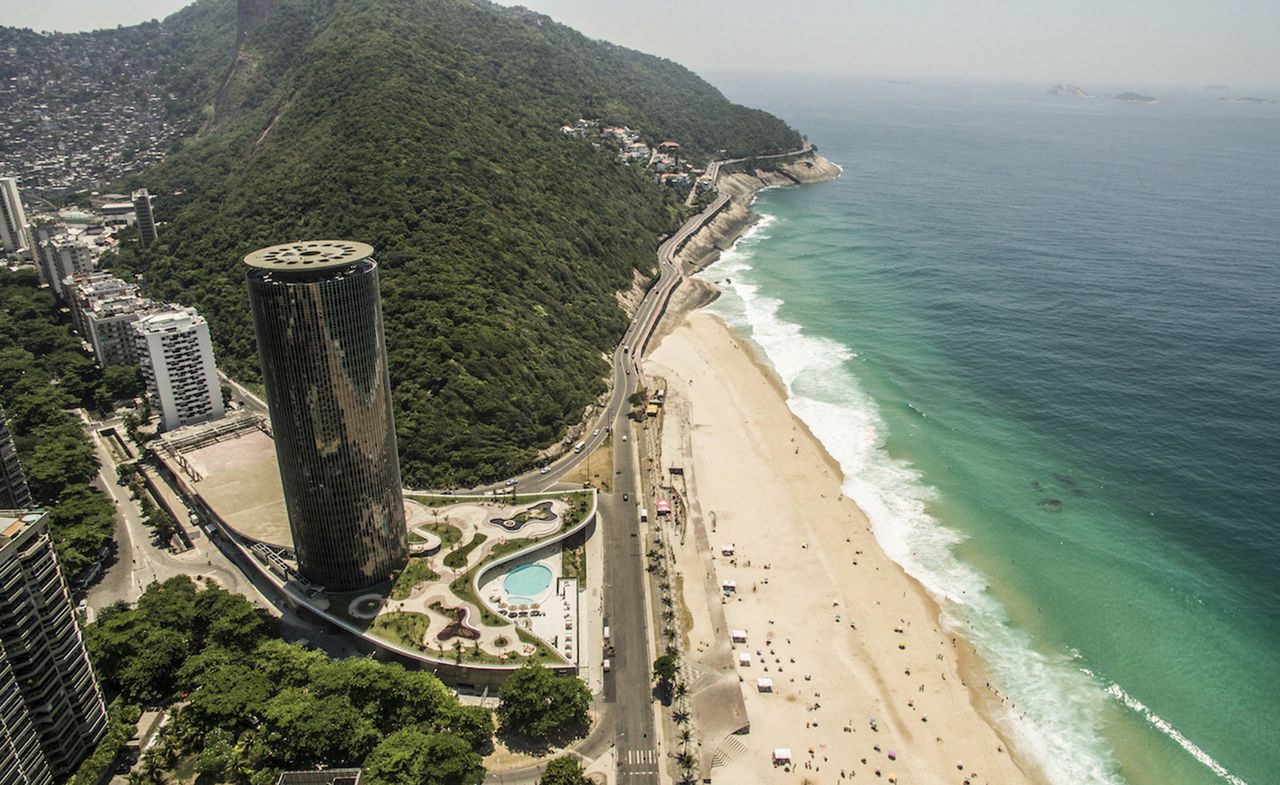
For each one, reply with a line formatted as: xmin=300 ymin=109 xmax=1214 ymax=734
xmin=623 ymin=748 xmax=659 ymax=765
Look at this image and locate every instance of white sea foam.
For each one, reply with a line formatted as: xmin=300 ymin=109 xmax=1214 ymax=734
xmin=1099 ymin=678 xmax=1249 ymax=785
xmin=696 ymin=212 xmax=1249 ymax=785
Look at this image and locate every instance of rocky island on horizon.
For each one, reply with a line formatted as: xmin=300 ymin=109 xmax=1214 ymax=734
xmin=1049 ymin=83 xmax=1091 ymax=98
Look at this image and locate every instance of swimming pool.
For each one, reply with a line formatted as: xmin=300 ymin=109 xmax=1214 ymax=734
xmin=503 ymin=563 xmax=553 ymax=601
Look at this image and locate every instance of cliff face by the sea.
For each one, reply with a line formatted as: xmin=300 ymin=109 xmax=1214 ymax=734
xmin=678 ymin=152 xmax=841 ymax=271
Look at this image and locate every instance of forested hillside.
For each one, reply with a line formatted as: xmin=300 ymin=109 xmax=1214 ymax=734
xmin=106 ymin=0 xmax=802 ymax=485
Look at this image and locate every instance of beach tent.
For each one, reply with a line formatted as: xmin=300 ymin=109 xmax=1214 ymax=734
xmin=655 ymin=498 xmax=672 ymax=515
xmin=772 ymin=748 xmax=792 ymax=765
xmin=721 ymin=544 xmax=735 ymax=556
xmin=756 ymin=678 xmax=774 ymax=692
xmin=731 ymin=629 xmax=748 ymax=643
xmin=738 ymin=652 xmax=751 ymax=666
xmin=722 ymin=579 xmax=737 ymax=593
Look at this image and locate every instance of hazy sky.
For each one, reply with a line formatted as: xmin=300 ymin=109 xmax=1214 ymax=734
xmin=3 ymin=0 xmax=1277 ymax=88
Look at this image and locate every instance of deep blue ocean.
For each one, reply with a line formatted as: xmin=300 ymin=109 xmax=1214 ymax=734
xmin=700 ymin=76 xmax=1279 ymax=785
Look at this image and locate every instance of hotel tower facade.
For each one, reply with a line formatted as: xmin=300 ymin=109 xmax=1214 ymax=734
xmin=244 ymin=241 xmax=408 ymax=591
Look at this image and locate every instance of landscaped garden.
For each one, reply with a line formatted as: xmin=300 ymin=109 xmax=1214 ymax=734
xmin=320 ymin=491 xmax=594 ymax=668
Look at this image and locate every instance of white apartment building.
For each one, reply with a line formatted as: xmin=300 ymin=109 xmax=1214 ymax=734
xmin=0 ymin=177 xmax=32 ymax=254
xmin=67 ymin=273 xmax=150 ymax=367
xmin=40 ymin=237 xmax=94 ymax=299
xmin=133 ymin=307 xmax=225 ymax=432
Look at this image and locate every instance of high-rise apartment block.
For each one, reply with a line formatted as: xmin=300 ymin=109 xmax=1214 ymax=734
xmin=0 ymin=510 xmax=108 ymax=778
xmin=132 ymin=307 xmax=225 ymax=432
xmin=244 ymin=241 xmax=408 ymax=591
xmin=0 ymin=410 xmax=32 ymax=510
xmin=131 ymin=189 xmax=156 ymax=249
xmin=0 ymin=641 xmax=52 ymax=785
xmin=0 ymin=177 xmax=31 ymax=255
xmin=38 ymin=237 xmax=94 ymax=300
xmin=67 ymin=272 xmax=150 ymax=367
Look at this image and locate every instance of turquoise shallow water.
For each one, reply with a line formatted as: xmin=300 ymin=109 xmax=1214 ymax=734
xmin=700 ymin=77 xmax=1279 ymax=785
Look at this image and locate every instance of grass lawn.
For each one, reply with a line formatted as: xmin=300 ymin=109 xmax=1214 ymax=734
xmin=444 ymin=532 xmax=488 ymax=569
xmin=390 ymin=557 xmax=440 ymax=601
xmin=368 ymin=611 xmax=432 ymax=650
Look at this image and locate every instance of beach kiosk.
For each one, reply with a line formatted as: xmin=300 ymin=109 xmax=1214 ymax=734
xmin=772 ymin=748 xmax=792 ymax=766
xmin=721 ymin=543 xmax=735 ymax=556
xmin=738 ymin=652 xmax=751 ymax=667
xmin=655 ymin=498 xmax=672 ymax=516
xmin=722 ymin=579 xmax=737 ymax=594
xmin=756 ymin=677 xmax=774 ymax=693
xmin=731 ymin=628 xmax=748 ymax=643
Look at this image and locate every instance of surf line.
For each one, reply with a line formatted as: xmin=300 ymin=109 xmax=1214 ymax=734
xmin=1098 ymin=678 xmax=1248 ymax=785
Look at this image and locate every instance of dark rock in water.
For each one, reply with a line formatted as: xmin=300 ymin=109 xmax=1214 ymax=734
xmin=1071 ymin=488 xmax=1087 ymax=497
xmin=1114 ymin=91 xmax=1158 ymax=104
xmin=1053 ymin=473 xmax=1076 ymax=486
xmin=1038 ymin=498 xmax=1064 ymax=513
xmin=1031 ymin=481 xmax=1043 ymax=492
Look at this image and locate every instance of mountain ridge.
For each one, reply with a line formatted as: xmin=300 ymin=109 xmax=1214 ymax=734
xmin=100 ymin=0 xmax=804 ymax=485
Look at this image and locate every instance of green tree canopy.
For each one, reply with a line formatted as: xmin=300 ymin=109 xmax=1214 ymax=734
xmin=496 ymin=665 xmax=590 ymax=740
xmin=653 ymin=653 xmax=677 ymax=687
xmin=362 ymin=728 xmax=484 ymax=785
xmin=538 ymin=756 xmax=589 ymax=785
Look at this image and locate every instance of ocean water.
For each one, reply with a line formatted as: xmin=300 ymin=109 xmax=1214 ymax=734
xmin=699 ymin=77 xmax=1280 ymax=785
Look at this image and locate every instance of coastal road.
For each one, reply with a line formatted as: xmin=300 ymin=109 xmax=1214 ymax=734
xmin=599 ymin=403 xmax=659 ymax=784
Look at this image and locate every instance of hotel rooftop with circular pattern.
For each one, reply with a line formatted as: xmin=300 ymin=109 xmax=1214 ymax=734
xmin=243 ymin=240 xmax=374 ymax=272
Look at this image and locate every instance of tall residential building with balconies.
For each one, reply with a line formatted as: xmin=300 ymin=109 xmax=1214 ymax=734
xmin=133 ymin=306 xmax=225 ymax=432
xmin=0 ymin=178 xmax=31 ymax=255
xmin=131 ymin=189 xmax=156 ymax=250
xmin=0 ymin=410 xmax=32 ymax=510
xmin=67 ymin=273 xmax=150 ymax=367
xmin=39 ymin=237 xmax=94 ymax=300
xmin=244 ymin=241 xmax=408 ymax=591
xmin=0 ymin=643 xmax=52 ymax=785
xmin=0 ymin=510 xmax=108 ymax=778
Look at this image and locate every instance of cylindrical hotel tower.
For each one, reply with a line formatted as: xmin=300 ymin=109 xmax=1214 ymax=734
xmin=244 ymin=241 xmax=408 ymax=591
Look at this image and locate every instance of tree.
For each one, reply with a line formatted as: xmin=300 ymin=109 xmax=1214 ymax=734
xmin=653 ymin=654 xmax=677 ymax=688
xmin=496 ymin=665 xmax=590 ymax=740
xmin=539 ymin=756 xmax=588 ymax=785
xmin=99 ymin=364 xmax=144 ymax=407
xmin=259 ymin=689 xmax=379 ymax=767
xmin=362 ymin=728 xmax=484 ymax=785
xmin=185 ymin=664 xmax=274 ymax=733
xmin=435 ymin=703 xmax=494 ymax=752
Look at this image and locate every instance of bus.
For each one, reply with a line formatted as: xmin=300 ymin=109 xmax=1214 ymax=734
xmin=574 ymin=441 xmax=586 ymax=454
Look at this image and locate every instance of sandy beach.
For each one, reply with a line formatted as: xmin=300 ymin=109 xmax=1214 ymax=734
xmin=644 ymin=310 xmax=1036 ymax=785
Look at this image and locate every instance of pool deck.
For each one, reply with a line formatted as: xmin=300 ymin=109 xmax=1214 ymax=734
xmin=480 ymin=552 xmax=579 ymax=662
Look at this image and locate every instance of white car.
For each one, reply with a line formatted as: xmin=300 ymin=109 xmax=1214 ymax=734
xmin=593 ymin=428 xmax=601 ymax=436
xmin=504 ymin=479 xmax=516 ymax=487
xmin=540 ymin=467 xmax=550 ymax=474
